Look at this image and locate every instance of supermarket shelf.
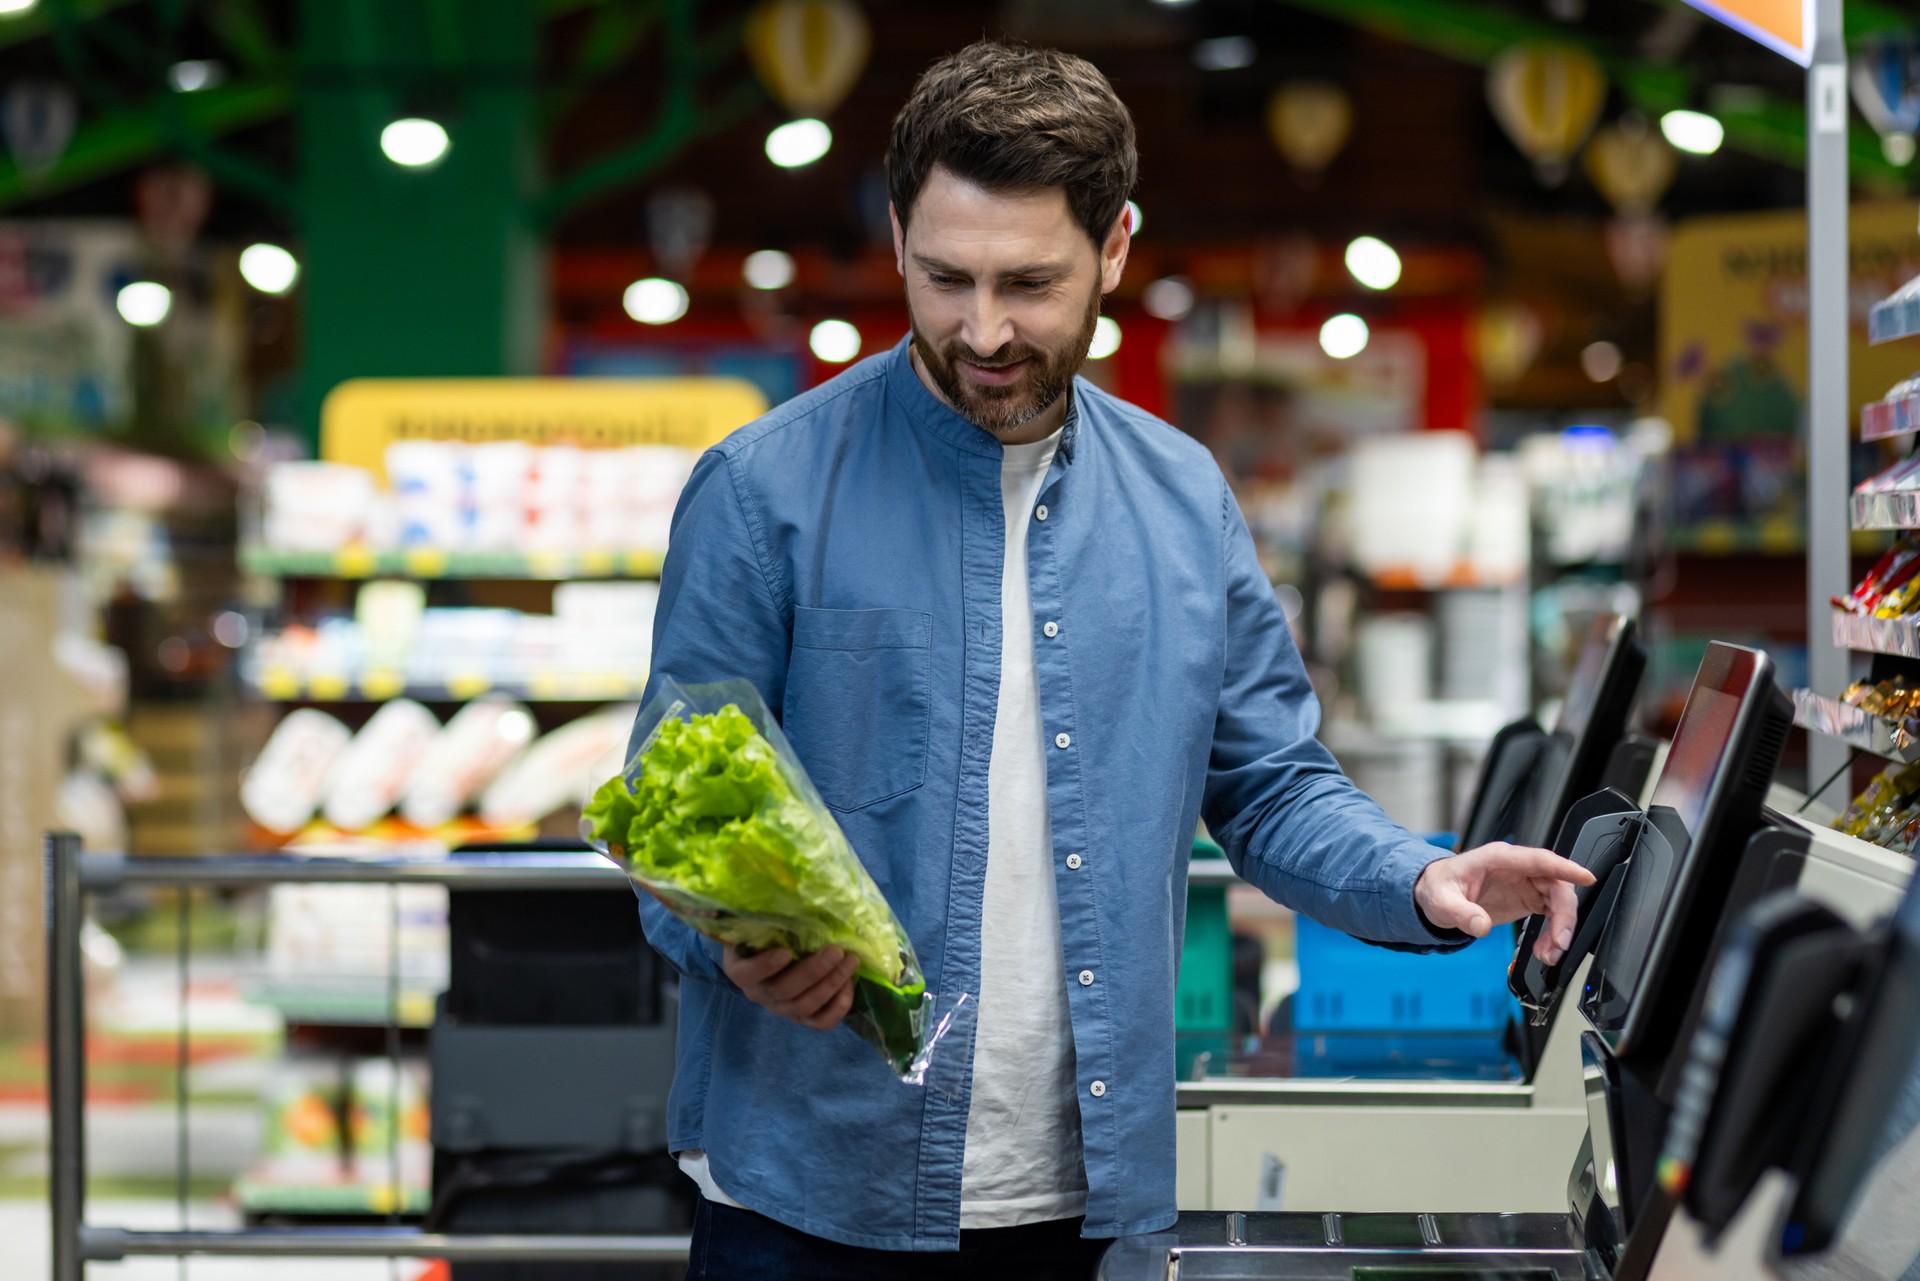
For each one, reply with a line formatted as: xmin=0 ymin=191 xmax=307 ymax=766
xmin=1862 ymin=393 xmax=1920 ymax=442
xmin=1792 ymin=688 xmax=1920 ymax=764
xmin=1852 ymin=490 xmax=1920 ymax=530
xmin=1834 ymin=609 xmax=1920 ymax=659
xmin=249 ymin=668 xmax=647 ymax=703
xmin=241 ymin=546 xmax=665 ymax=580
xmin=234 ymin=1174 xmax=430 ymax=1217
xmin=1870 ymin=277 xmax=1920 ymax=345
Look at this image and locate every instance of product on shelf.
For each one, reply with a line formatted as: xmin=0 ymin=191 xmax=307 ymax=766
xmin=263 ymin=463 xmax=378 ymax=551
xmin=346 ymin=1057 xmax=431 ymax=1199
xmin=249 ymin=591 xmax=655 ymax=695
xmin=1853 ymin=454 xmax=1920 ymax=498
xmin=400 ymin=696 xmax=538 ymax=828
xmin=242 ymin=708 xmax=354 ymax=834
xmin=1879 ymin=371 xmax=1920 ymax=407
xmin=478 ymin=703 xmax=637 ymax=827
xmin=257 ymin=442 xmax=699 ymax=556
xmin=253 ymin=1057 xmax=346 ymax=1185
xmin=1841 ymin=677 xmax=1920 ymax=721
xmin=1834 ymin=759 xmax=1920 ymax=856
xmin=322 ymin=699 xmax=441 ymax=831
xmin=1835 ymin=537 xmax=1920 ymax=616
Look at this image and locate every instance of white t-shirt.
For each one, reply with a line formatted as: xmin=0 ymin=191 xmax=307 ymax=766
xmin=680 ymin=427 xmax=1086 ymax=1225
xmin=959 ymin=427 xmax=1086 ymax=1227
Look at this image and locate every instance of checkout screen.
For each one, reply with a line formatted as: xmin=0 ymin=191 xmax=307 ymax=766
xmin=1554 ymin=618 xmax=1614 ymax=739
xmin=1647 ymin=682 xmax=1742 ymax=836
xmin=1590 ymin=677 xmax=1745 ymax=1023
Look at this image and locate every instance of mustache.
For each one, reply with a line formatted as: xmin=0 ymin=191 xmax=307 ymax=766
xmin=947 ymin=344 xmax=1039 ymax=370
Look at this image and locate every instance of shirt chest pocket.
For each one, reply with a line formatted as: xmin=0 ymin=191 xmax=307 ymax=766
xmin=781 ymin=606 xmax=932 ymax=812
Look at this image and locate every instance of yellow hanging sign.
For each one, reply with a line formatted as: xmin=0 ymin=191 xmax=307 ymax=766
xmin=320 ymin=378 xmax=769 ymax=483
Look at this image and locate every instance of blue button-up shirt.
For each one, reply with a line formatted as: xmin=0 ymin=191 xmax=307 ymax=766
xmin=633 ymin=336 xmax=1460 ymax=1251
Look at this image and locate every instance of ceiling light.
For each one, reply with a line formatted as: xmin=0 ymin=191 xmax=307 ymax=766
xmin=1319 ymin=313 xmax=1368 ymax=360
xmin=381 ymin=117 xmax=450 ymax=167
xmin=1344 ymin=236 xmax=1402 ymax=291
xmin=743 ymin=249 xmax=796 ymax=291
xmin=1581 ymin=341 xmax=1623 ymax=382
xmin=1142 ymin=276 xmax=1195 ymax=321
xmin=766 ymin=118 xmax=832 ymax=169
xmin=1659 ymin=109 xmax=1723 ymax=156
xmin=1088 ymin=316 xmax=1122 ymax=360
xmin=116 ymin=281 xmax=172 ymax=327
xmin=810 ymin=319 xmax=862 ymax=363
xmin=167 ymin=60 xmax=224 ymax=92
xmin=623 ymin=277 xmax=689 ymax=325
xmin=0 ymin=0 xmax=39 ymax=14
xmin=1193 ymin=36 xmax=1256 ymax=71
xmin=1125 ymin=200 xmax=1144 ymax=236
xmin=238 ymin=243 xmax=299 ymax=295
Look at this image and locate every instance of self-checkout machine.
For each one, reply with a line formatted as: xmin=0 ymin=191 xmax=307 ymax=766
xmin=1111 ymin=640 xmax=1819 ymax=1278
xmin=1180 ymin=614 xmax=1653 ymax=1214
xmin=1624 ymin=819 xmax=1919 ymax=1281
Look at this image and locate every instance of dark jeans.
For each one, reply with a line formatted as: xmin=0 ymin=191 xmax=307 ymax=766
xmin=687 ymin=1196 xmax=1112 ymax=1281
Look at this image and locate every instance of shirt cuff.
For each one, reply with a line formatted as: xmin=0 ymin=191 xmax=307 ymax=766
xmin=1381 ymin=840 xmax=1474 ymax=951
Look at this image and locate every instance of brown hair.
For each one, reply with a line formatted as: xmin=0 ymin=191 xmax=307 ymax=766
xmin=886 ymin=40 xmax=1138 ymax=249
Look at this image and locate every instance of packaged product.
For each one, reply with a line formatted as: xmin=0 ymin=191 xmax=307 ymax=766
xmin=582 ymin=678 xmax=972 ymax=1082
xmin=243 ymin=708 xmax=354 ymax=834
xmin=400 ymin=696 xmax=538 ymax=828
xmin=478 ymin=703 xmax=637 ymax=827
xmin=322 ymin=699 xmax=441 ymax=832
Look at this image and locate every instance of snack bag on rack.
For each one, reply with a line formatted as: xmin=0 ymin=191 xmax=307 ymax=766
xmin=582 ymin=678 xmax=970 ymax=1082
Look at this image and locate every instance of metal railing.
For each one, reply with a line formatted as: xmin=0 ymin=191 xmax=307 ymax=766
xmin=44 ymin=831 xmax=691 ymax=1279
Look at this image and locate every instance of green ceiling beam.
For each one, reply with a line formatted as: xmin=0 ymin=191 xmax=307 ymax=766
xmin=1276 ymin=0 xmax=1912 ymax=191
xmin=0 ymin=79 xmax=291 ymax=211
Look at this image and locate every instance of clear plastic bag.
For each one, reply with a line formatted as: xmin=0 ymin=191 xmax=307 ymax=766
xmin=582 ymin=677 xmax=969 ymax=1084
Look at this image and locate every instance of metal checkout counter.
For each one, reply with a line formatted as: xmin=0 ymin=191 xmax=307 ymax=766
xmin=1176 ymin=614 xmax=1653 ymax=1214
xmin=1115 ymin=639 xmax=1918 ymax=1279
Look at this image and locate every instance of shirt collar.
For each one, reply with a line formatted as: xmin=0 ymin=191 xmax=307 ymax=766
xmin=884 ymin=335 xmax=1080 ymax=464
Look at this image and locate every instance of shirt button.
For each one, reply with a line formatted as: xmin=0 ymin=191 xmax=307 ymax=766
xmin=1090 ymin=1080 xmax=1107 ymax=1098
xmin=1078 ymin=969 xmax=1095 ymax=986
xmin=1042 ymin=621 xmax=1059 ymax=638
xmin=1066 ymin=853 xmax=1083 ymax=870
xmin=1035 ymin=504 xmax=1049 ymax=522
xmin=1054 ymin=732 xmax=1071 ymax=749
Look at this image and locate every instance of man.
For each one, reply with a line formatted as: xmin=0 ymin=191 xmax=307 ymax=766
xmin=635 ymin=40 xmax=1591 ymax=1281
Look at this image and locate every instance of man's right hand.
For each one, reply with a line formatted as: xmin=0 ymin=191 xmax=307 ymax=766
xmin=721 ymin=944 xmax=860 ymax=1030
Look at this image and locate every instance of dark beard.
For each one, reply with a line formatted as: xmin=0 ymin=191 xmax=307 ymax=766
xmin=909 ymin=286 xmax=1101 ymax=440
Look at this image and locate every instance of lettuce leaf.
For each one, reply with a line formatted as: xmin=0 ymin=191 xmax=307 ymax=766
xmin=595 ymin=705 xmax=911 ymax=993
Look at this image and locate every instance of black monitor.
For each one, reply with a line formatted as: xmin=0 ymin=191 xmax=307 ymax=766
xmin=1580 ymin=642 xmax=1791 ymax=1073
xmin=1456 ymin=612 xmax=1645 ymax=853
xmin=1782 ymin=867 xmax=1920 ymax=1255
xmin=1518 ymin=613 xmax=1647 ymax=848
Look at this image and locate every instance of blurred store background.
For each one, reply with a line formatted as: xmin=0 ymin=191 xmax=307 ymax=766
xmin=2 ymin=0 xmax=1919 ymax=1277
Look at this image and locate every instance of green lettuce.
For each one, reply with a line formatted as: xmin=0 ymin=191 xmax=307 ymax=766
xmin=584 ymin=704 xmax=926 ymax=1072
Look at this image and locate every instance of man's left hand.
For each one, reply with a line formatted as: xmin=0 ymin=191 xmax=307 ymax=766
xmin=1413 ymin=842 xmax=1596 ymax=964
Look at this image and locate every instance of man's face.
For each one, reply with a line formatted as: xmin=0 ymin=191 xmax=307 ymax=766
xmin=893 ymin=166 xmax=1129 ymax=440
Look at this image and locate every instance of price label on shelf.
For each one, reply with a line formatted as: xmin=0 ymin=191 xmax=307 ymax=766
xmin=335 ymin=547 xmax=377 ymax=578
xmin=446 ymin=673 xmax=492 ymax=700
xmin=360 ymin=670 xmax=405 ymax=700
xmin=578 ymin=550 xmax=615 ymax=578
xmin=527 ymin=551 xmax=570 ymax=579
xmin=260 ymin=668 xmax=300 ymax=700
xmin=402 ymin=548 xmax=449 ymax=578
xmin=309 ymin=673 xmax=351 ymax=701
